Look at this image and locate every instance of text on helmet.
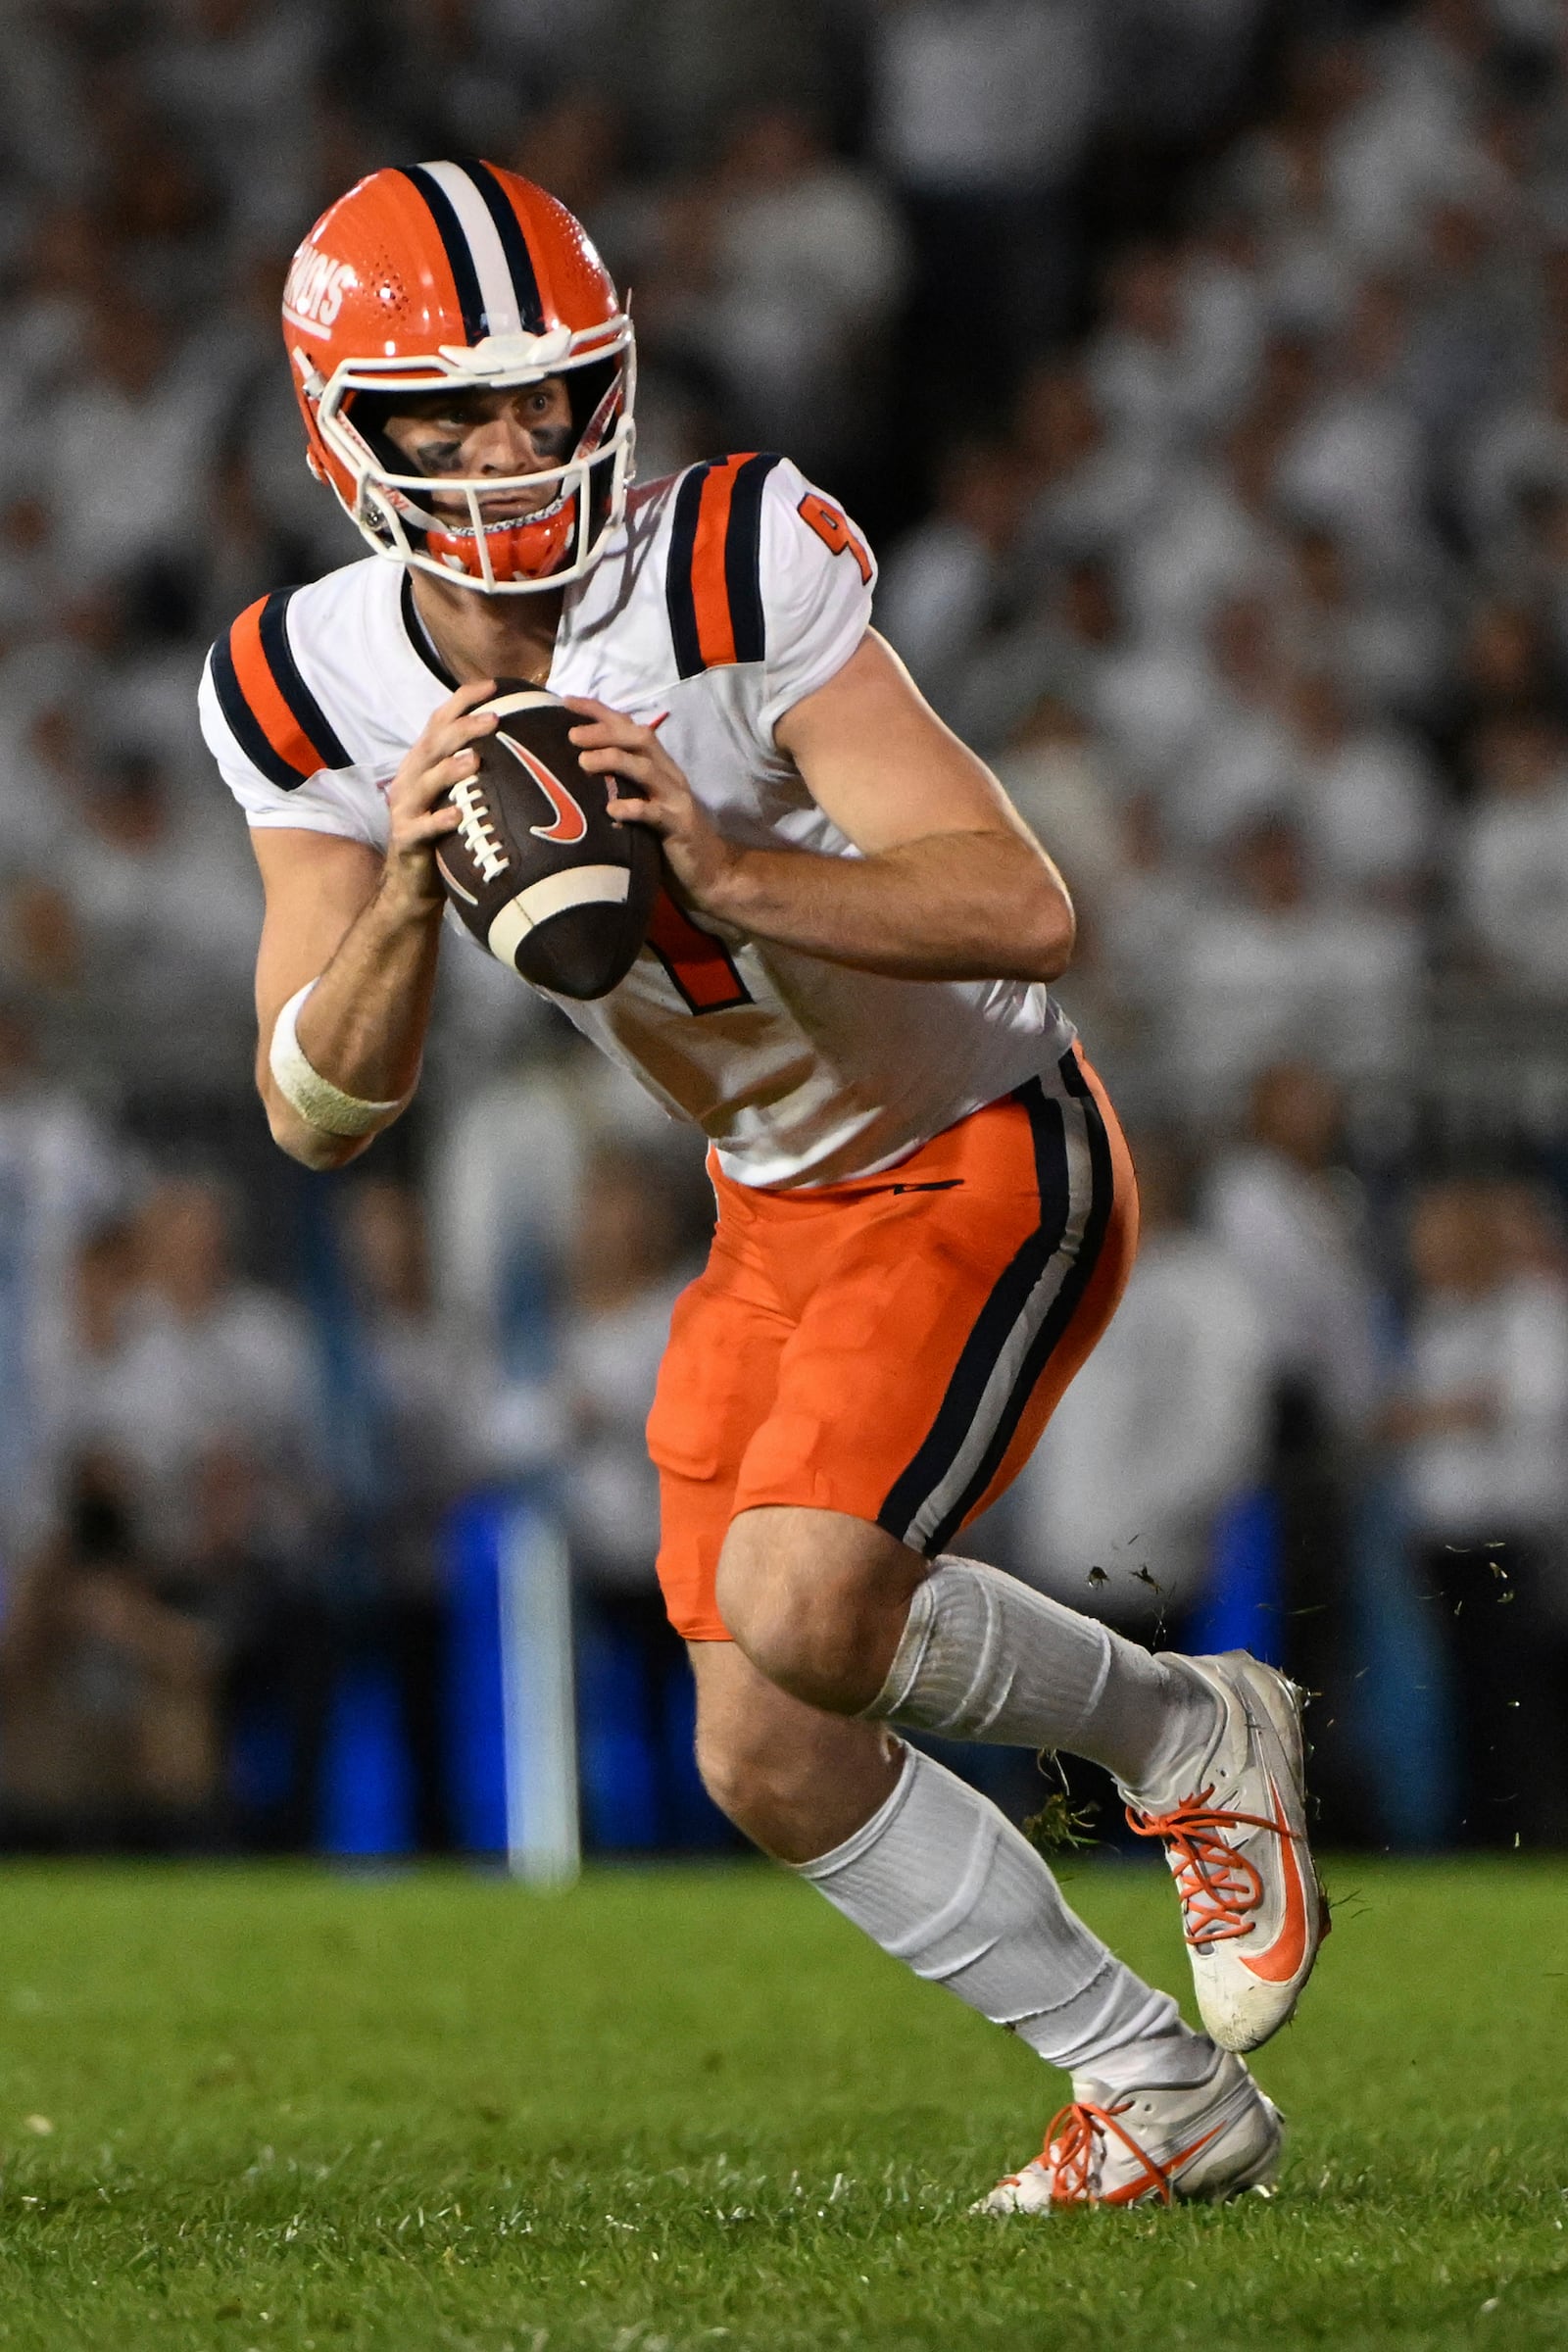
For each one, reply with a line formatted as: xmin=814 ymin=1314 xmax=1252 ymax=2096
xmin=284 ymin=245 xmax=359 ymax=331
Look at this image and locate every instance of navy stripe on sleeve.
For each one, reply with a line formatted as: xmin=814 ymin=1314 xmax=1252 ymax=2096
xmin=664 ymin=464 xmax=708 ymax=680
xmin=258 ymin=589 xmax=352 ymax=771
xmin=207 ymin=636 xmax=304 ymax=794
xmin=722 ymin=452 xmax=781 ymax=667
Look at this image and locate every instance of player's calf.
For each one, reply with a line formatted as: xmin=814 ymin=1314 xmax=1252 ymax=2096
xmin=866 ymin=1560 xmax=1329 ymax=2051
xmin=866 ymin=1554 xmax=1218 ymax=1780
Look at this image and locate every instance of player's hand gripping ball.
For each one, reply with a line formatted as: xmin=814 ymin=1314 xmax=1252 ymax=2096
xmin=436 ymin=683 xmax=659 ymax=999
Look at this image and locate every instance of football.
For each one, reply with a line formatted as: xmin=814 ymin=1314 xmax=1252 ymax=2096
xmin=436 ymin=683 xmax=659 ymax=999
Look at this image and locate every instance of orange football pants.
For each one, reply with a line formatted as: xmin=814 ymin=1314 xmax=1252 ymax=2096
xmin=648 ymin=1047 xmax=1139 ymax=1642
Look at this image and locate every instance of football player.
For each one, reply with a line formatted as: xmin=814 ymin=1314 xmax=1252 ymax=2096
xmin=200 ymin=161 xmax=1326 ymax=2209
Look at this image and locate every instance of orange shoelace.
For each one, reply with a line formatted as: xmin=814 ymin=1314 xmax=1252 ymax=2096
xmin=1040 ymin=2099 xmax=1174 ymax=2206
xmin=1124 ymin=1786 xmax=1296 ymax=1946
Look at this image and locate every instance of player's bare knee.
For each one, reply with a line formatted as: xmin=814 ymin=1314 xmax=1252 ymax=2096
xmin=693 ymin=1730 xmax=764 ymax=1830
xmin=744 ymin=1594 xmax=875 ymax=1710
xmin=715 ymin=1510 xmax=920 ymax=1714
xmin=714 ymin=1541 xmax=847 ymax=1707
xmin=691 ymin=1714 xmax=749 ymax=1823
xmin=693 ymin=1706 xmax=802 ymax=1833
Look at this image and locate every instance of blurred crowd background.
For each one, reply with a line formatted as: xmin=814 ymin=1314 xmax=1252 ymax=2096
xmin=0 ymin=0 xmax=1565 ymax=1859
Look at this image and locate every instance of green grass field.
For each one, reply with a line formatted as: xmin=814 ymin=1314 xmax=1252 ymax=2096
xmin=0 ymin=1859 xmax=1559 ymax=2351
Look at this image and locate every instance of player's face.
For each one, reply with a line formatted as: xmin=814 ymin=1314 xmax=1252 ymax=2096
xmin=379 ymin=378 xmax=575 ymax=520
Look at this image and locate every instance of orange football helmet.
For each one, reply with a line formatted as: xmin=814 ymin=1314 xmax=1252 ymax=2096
xmin=281 ymin=160 xmax=635 ymax=593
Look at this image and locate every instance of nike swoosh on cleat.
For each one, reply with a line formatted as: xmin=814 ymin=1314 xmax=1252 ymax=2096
xmin=1239 ymin=1772 xmax=1309 ymax=1984
xmin=1098 ymin=2122 xmax=1229 ymax=2206
xmin=1167 ymin=2121 xmax=1230 ymax=2180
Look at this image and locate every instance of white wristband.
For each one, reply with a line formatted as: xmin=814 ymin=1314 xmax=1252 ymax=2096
xmin=268 ymin=981 xmax=409 ymax=1139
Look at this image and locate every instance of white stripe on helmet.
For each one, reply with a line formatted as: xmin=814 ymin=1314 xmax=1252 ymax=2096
xmin=418 ymin=159 xmax=523 ymax=338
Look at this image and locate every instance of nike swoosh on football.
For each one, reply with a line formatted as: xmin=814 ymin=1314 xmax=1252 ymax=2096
xmin=1239 ymin=1771 xmax=1309 ymax=1984
xmin=501 ymin=734 xmax=588 ymax=845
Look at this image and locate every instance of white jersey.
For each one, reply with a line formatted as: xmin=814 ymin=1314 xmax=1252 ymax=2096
xmin=199 ymin=453 xmax=1074 ymax=1189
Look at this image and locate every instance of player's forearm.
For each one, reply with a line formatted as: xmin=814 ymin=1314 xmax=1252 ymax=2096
xmin=708 ymin=831 xmax=1076 ymax=982
xmin=262 ymin=879 xmax=444 ymax=1169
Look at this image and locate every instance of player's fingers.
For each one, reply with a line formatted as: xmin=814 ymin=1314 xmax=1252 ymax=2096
xmin=413 ymin=688 xmax=498 ymax=754
xmin=448 ymin=701 xmax=501 ymax=734
xmin=401 ymin=805 xmax=462 ymax=841
xmin=572 ymin=742 xmax=662 ymax=785
xmin=566 ymin=711 xmax=646 ymax=741
xmin=393 ymin=804 xmax=463 ymax=850
xmin=605 ymin=790 xmax=664 ymax=827
xmin=424 ymin=707 xmax=498 ymax=762
xmin=393 ymin=732 xmax=490 ymax=813
xmin=567 ymin=711 xmax=658 ymax=754
xmin=399 ymin=748 xmax=484 ymax=809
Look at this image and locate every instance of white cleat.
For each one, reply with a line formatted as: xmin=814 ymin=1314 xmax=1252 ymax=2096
xmin=1123 ymin=1650 xmax=1330 ymax=2053
xmin=976 ymin=2050 xmax=1283 ymax=2213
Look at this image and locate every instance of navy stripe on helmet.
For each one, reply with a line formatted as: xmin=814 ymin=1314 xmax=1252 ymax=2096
xmin=401 ymin=163 xmax=487 ymax=341
xmin=454 ymin=158 xmax=546 ymax=335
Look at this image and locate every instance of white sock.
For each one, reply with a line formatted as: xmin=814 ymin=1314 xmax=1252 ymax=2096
xmin=796 ymin=1744 xmax=1216 ymax=2092
xmin=866 ymin=1556 xmax=1218 ymax=1795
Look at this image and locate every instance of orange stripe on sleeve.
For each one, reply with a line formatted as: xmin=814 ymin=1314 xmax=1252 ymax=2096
xmin=690 ymin=457 xmax=741 ymax=669
xmin=227 ymin=600 xmax=321 ymax=780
